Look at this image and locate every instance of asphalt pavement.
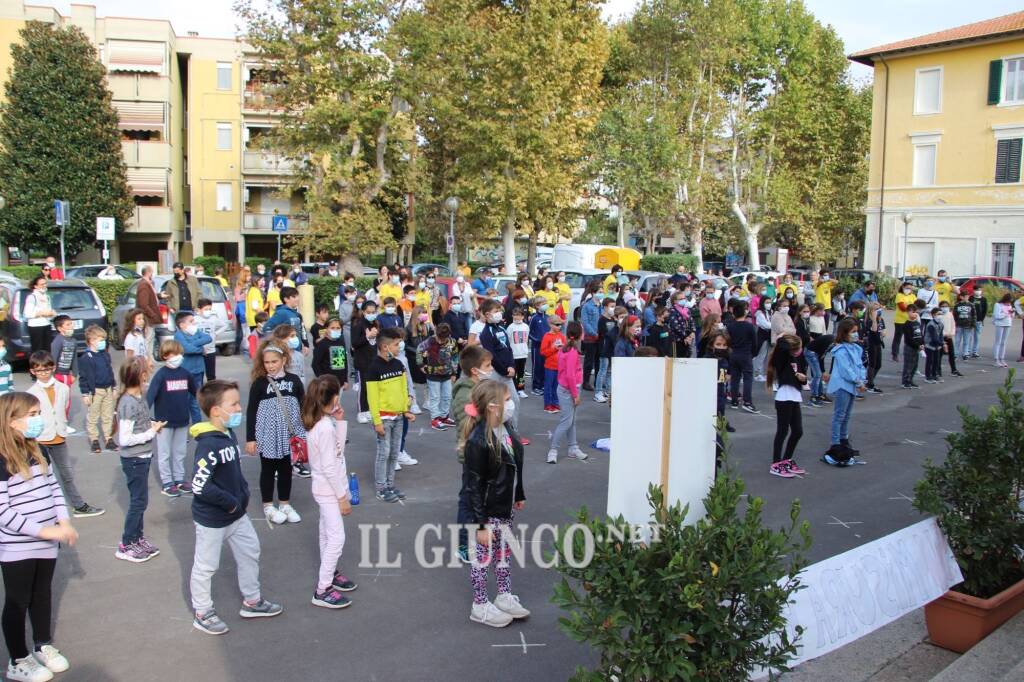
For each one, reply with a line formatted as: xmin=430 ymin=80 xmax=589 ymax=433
xmin=4 ymin=317 xmax=1022 ymax=681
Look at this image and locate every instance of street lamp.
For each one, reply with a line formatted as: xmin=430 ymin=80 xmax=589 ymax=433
xmin=445 ymin=196 xmax=459 ymax=272
xmin=900 ymin=212 xmax=913 ymax=279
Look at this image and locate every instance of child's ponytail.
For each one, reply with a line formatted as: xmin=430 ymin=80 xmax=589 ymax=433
xmin=563 ymin=321 xmax=583 ymax=354
xmin=458 ymin=380 xmax=507 ymax=464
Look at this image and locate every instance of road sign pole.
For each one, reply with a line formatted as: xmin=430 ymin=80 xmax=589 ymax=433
xmin=60 ymin=201 xmax=68 ymax=273
xmin=103 ymin=240 xmax=108 ymax=264
xmin=277 ymin=233 xmax=281 ymax=262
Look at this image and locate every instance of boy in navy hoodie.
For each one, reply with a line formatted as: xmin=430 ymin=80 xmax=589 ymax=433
xmin=174 ymin=311 xmax=213 ymax=423
xmin=79 ymin=325 xmax=117 ymax=453
xmin=528 ymin=296 xmax=551 ymax=395
xmin=189 ymin=379 xmax=282 ymax=636
xmin=148 ymin=339 xmax=198 ymax=497
xmin=376 ymin=296 xmax=404 ymax=330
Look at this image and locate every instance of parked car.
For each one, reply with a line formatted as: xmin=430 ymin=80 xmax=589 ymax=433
xmin=64 ymin=264 xmax=141 ymax=280
xmin=727 ymin=270 xmax=785 ymax=287
xmin=110 ymin=275 xmax=237 ymax=355
xmin=831 ymin=269 xmax=884 ymax=284
xmin=624 ymin=271 xmax=669 ymax=303
xmin=951 ymin=275 xmax=1024 ymax=296
xmin=0 ymin=279 xmax=107 ymax=365
xmin=696 ymin=274 xmax=729 ymax=297
xmin=410 ymin=263 xmax=452 ymax=277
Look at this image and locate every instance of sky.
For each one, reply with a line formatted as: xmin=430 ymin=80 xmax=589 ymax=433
xmin=47 ymin=0 xmax=1024 ymax=79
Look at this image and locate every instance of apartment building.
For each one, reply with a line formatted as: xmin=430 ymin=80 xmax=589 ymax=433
xmin=0 ymin=1 xmax=305 ymax=263
xmin=851 ymin=11 xmax=1024 ymax=280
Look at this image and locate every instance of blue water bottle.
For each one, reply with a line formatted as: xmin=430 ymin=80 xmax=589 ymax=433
xmin=349 ymin=473 xmax=360 ymax=505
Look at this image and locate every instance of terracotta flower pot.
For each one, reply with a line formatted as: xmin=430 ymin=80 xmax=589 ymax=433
xmin=924 ymin=578 xmax=1024 ymax=653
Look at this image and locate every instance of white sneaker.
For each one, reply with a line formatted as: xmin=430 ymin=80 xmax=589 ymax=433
xmin=357 ymin=411 xmax=370 ymax=424
xmin=279 ymin=504 xmax=301 ymax=523
xmin=517 ymin=390 xmax=529 ymax=399
xmin=494 ymin=593 xmax=531 ymax=619
xmin=393 ymin=461 xmax=402 ymax=471
xmin=410 ymin=403 xmax=423 ymax=415
xmin=470 ymin=600 xmax=513 ymax=628
xmin=7 ymin=656 xmax=53 ymax=682
xmin=547 ymin=450 xmax=557 ymax=464
xmin=264 ymin=504 xmax=286 ymax=524
xmin=33 ymin=645 xmax=68 ymax=674
xmin=593 ymin=392 xmax=607 ymax=403
xmin=397 ymin=451 xmax=418 ymax=466
xmin=65 ymin=426 xmax=77 ymax=434
xmin=568 ymin=446 xmax=588 ymax=461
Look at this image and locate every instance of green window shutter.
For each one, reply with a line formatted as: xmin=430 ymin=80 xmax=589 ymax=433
xmin=988 ymin=60 xmax=1003 ymax=105
xmin=995 ymin=138 xmax=1022 ymax=183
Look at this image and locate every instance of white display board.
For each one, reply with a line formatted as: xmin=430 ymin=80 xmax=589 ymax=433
xmin=607 ymin=357 xmax=717 ymax=527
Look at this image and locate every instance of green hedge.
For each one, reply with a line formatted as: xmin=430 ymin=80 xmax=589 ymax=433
xmin=640 ymin=253 xmax=700 ymax=274
xmin=309 ymin=276 xmax=377 ymax=310
xmin=193 ymin=256 xmax=226 ymax=273
xmin=85 ymin=278 xmax=133 ymax=322
xmin=244 ymin=257 xmax=274 ymax=270
xmin=4 ymin=265 xmax=42 ymax=279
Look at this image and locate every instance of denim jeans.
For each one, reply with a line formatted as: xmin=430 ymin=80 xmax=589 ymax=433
xmin=543 ymin=368 xmax=560 ymax=407
xmin=426 ymin=378 xmax=453 ymax=419
xmin=830 ymin=389 xmax=855 ymax=445
xmin=120 ymin=456 xmax=151 ymax=546
xmin=189 ymin=371 xmax=204 ymax=423
xmin=971 ymin=321 xmax=982 ymax=356
xmin=531 ymin=344 xmax=545 ymax=391
xmin=803 ymin=349 xmax=821 ymax=398
xmin=595 ymin=357 xmax=610 ymax=394
xmin=374 ymin=418 xmax=402 ymax=490
xmin=955 ymin=327 xmax=972 ymax=359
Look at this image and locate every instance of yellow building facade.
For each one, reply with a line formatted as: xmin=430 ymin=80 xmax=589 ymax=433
xmin=852 ymin=11 xmax=1024 ymax=280
xmin=0 ymin=1 xmax=300 ymax=263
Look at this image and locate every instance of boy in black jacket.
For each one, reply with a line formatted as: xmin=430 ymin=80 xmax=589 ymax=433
xmin=646 ymin=306 xmax=672 ymax=357
xmin=80 ymin=325 xmax=117 ymax=452
xmin=901 ymin=306 xmax=924 ymax=389
xmin=189 ymin=380 xmax=282 ymax=636
xmin=477 ymin=299 xmax=521 ymax=433
xmin=725 ymin=301 xmax=758 ymax=413
xmin=953 ymin=291 xmax=976 ymax=361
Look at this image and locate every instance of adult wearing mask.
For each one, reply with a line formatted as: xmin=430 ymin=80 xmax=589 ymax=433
xmin=849 ymin=281 xmax=879 ymax=306
xmin=23 ymin=275 xmax=55 ymax=352
xmin=603 ymin=265 xmax=624 ymax=293
xmin=43 ymin=255 xmax=64 ymax=280
xmin=162 ymin=262 xmax=201 ymax=314
xmin=699 ymin=284 xmax=722 ymax=319
xmin=814 ymin=270 xmax=837 ymax=327
xmin=326 ymin=261 xmax=340 ymax=278
xmin=770 ymin=298 xmax=797 ymax=345
xmin=668 ymin=264 xmax=690 ymax=288
xmin=553 ymin=271 xmax=572 ymax=319
xmin=934 ymin=270 xmax=956 ymax=306
xmin=916 ymin=276 xmax=940 ymax=320
xmin=579 ymin=282 xmax=603 ymax=390
xmin=255 ymin=262 xmax=270 ymax=293
xmin=290 ymin=261 xmax=309 ymax=286
xmin=891 ymin=280 xmax=917 ymax=361
xmin=777 ymin=273 xmax=799 ymax=301
xmin=667 ymin=288 xmax=696 ymax=358
xmin=471 ymin=268 xmax=494 ymax=296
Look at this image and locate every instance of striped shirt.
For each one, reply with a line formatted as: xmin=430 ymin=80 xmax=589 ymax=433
xmin=0 ymin=454 xmax=68 ymax=561
xmin=0 ymin=362 xmax=11 ymax=396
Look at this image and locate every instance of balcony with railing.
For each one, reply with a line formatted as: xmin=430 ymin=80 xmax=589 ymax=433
xmin=124 ymin=205 xmax=172 ymax=234
xmin=121 ymin=140 xmax=171 ymax=167
xmin=242 ymin=84 xmax=283 ymax=113
xmin=242 ymin=211 xmax=308 ymax=233
xmin=242 ymin=150 xmax=296 ymax=175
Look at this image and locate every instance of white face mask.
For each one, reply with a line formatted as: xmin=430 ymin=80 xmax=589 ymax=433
xmin=503 ymin=399 xmax=516 ymax=421
xmin=166 ymin=355 xmax=184 ymax=368
xmin=489 ymin=311 xmax=503 ymax=324
xmin=778 ymin=307 xmax=789 ymax=315
xmin=384 ymin=306 xmax=396 ymax=315
xmin=185 ymin=324 xmax=198 ymax=335
xmin=37 ymin=376 xmax=56 ymax=388
xmin=345 ymin=294 xmax=356 ymax=301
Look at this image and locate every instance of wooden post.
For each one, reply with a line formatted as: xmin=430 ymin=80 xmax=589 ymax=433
xmin=659 ymin=356 xmax=673 ymax=518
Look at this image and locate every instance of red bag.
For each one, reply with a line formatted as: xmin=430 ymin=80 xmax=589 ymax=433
xmin=268 ymin=378 xmax=308 ymax=464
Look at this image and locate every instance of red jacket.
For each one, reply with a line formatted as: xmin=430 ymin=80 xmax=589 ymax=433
xmin=540 ymin=331 xmax=566 ymax=371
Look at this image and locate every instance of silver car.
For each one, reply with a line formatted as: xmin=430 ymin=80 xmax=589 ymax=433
xmin=111 ymin=275 xmax=238 ymax=355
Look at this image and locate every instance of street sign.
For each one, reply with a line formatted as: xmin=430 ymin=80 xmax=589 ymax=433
xmin=54 ymin=200 xmax=67 ymax=226
xmin=96 ymin=217 xmax=115 ymax=241
xmin=445 ymin=233 xmax=455 ymax=253
xmin=271 ymin=215 xmax=289 ymax=233
xmin=776 ymin=248 xmax=789 ymax=274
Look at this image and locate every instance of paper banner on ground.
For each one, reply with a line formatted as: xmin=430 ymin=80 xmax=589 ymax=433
xmin=781 ymin=517 xmax=962 ymax=669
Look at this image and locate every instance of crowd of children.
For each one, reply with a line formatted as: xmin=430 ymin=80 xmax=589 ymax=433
xmin=1 ymin=260 xmax=1023 ymax=679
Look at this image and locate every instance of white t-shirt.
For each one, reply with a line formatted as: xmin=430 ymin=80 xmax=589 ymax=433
xmin=775 ymin=385 xmax=802 ymax=403
xmin=468 ymin=320 xmax=486 ymax=338
xmin=124 ymin=330 xmax=148 ymax=360
xmin=23 ymin=290 xmax=52 ymax=327
xmin=506 ymin=321 xmax=530 ymax=359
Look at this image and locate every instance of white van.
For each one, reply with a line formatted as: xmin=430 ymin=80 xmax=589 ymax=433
xmin=552 ymin=244 xmax=610 ymax=270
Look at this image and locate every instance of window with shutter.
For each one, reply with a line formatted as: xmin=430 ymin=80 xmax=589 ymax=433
xmin=995 ymin=138 xmax=1022 ymax=183
xmin=989 ymin=60 xmax=1003 ymax=105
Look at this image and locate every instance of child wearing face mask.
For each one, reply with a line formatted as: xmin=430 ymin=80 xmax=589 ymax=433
xmin=765 ymin=335 xmax=808 ymax=478
xmin=79 ymin=326 xmax=118 ymax=453
xmin=971 ymin=289 xmax=987 ymax=358
xmin=147 ymin=340 xmax=197 ymax=497
xmin=540 ymin=316 xmax=566 ymax=413
xmin=506 ymin=308 xmax=531 ymax=397
xmin=377 ymin=297 xmax=404 ymax=330
xmin=667 ymin=289 xmax=696 ymax=358
xmin=547 ymin=321 xmax=587 ymax=463
xmin=28 ymin=351 xmax=104 ymax=519
xmin=174 ymin=312 xmax=213 ymax=424
xmin=477 ymin=300 xmax=523 ymax=436
xmin=272 ymin=325 xmax=308 ymax=389
xmin=195 ymin=298 xmax=228 ymax=382
xmin=312 ymin=318 xmax=350 ymax=390
xmin=936 ymin=302 xmax=962 ymax=378
xmin=527 ymin=297 xmax=551 ymax=396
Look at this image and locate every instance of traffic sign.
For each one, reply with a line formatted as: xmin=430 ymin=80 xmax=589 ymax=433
xmin=54 ymin=200 xmax=68 ymax=226
xmin=96 ymin=217 xmax=115 ymax=241
xmin=445 ymin=233 xmax=455 ymax=253
xmin=271 ymin=215 xmax=289 ymax=233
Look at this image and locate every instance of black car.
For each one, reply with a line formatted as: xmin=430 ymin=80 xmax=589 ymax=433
xmin=0 ymin=279 xmax=108 ymax=365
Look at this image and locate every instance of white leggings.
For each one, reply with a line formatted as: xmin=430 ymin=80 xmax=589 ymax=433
xmin=993 ymin=325 xmax=1011 ymax=363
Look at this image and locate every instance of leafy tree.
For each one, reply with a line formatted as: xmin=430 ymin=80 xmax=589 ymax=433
xmin=397 ymin=0 xmax=608 ymax=272
xmin=0 ymin=22 xmax=132 ymax=257
xmin=236 ymin=0 xmax=419 ymax=258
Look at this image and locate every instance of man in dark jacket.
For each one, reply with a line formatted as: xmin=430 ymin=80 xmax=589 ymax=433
xmin=163 ymin=262 xmax=201 ymax=313
xmin=189 ymin=380 xmax=282 ymax=635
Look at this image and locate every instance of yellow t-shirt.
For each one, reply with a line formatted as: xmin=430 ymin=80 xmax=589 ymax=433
xmin=935 ymin=282 xmax=955 ymax=306
xmin=377 ymin=282 xmax=402 ymax=304
xmin=602 ymin=274 xmax=618 ymax=293
xmin=414 ymin=289 xmax=432 ymax=309
xmin=894 ymin=291 xmax=916 ymax=324
xmin=554 ymin=282 xmax=572 ymax=316
xmin=815 ymin=280 xmax=835 ymax=309
xmin=266 ymin=286 xmax=282 ymax=310
xmin=458 ymin=266 xmax=472 ymax=278
xmin=536 ymin=288 xmax=559 ymax=311
xmin=778 ymin=282 xmax=799 ymax=299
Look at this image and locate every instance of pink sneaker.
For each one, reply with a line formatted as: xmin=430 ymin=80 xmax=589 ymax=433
xmin=769 ymin=462 xmax=795 ymax=478
xmin=783 ymin=459 xmax=806 ymax=475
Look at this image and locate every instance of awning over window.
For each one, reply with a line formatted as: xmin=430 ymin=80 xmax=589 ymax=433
xmin=107 ymin=40 xmax=166 ymax=74
xmin=127 ymin=168 xmax=167 ymax=197
xmin=114 ymin=101 xmax=166 ymax=133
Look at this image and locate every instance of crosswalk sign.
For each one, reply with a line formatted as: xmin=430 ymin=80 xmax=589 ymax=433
xmin=272 ymin=215 xmax=288 ymax=233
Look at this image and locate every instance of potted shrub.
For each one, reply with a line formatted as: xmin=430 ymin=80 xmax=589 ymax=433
xmin=551 ymin=473 xmax=811 ymax=681
xmin=913 ymin=372 xmax=1024 ymax=653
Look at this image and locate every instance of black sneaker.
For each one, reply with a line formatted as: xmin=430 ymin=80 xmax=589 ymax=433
xmin=910 ymin=382 xmax=921 ymax=389
xmin=819 ymin=394 xmax=833 ymax=404
xmin=90 ymin=440 xmax=101 ymax=454
xmin=105 ymin=439 xmax=118 ymax=451
xmin=388 ymin=487 xmax=406 ymax=500
xmin=902 ymin=383 xmax=913 ymax=389
xmin=952 ymin=370 xmax=964 ymax=377
xmin=292 ymin=463 xmax=311 ymax=478
xmin=729 ymin=401 xmax=740 ymax=410
xmin=73 ymin=503 xmax=106 ymax=518
xmin=331 ymin=571 xmax=357 ymax=592
xmin=375 ymin=489 xmax=399 ymax=503
xmin=741 ymin=403 xmax=759 ymax=414
xmin=866 ymin=386 xmax=883 ymax=394
xmin=725 ymin=423 xmax=736 ymax=433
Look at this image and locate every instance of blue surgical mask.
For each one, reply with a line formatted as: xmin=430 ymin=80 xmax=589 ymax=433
xmin=365 ymin=313 xmax=378 ymax=322
xmin=287 ymin=336 xmax=300 ymax=349
xmin=849 ymin=332 xmax=860 ymax=343
xmin=328 ymin=329 xmax=342 ymax=340
xmin=21 ymin=415 xmax=44 ymax=440
xmin=95 ymin=340 xmax=107 ymax=352
xmin=0 ymin=347 xmax=6 ymax=361
xmin=226 ymin=410 xmax=243 ymax=429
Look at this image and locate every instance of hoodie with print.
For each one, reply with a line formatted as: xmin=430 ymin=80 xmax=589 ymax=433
xmin=190 ymin=422 xmax=249 ymax=528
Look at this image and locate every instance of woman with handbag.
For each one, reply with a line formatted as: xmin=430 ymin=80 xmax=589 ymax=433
xmin=245 ymin=339 xmax=307 ymax=525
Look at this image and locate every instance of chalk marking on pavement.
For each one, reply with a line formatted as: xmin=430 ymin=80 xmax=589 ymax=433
xmin=534 ymin=431 xmax=552 ymax=438
xmin=937 ymin=428 xmax=955 ymax=435
xmin=902 ymin=439 xmax=926 ymax=446
xmin=358 ymin=568 xmax=403 ymax=582
xmin=888 ymin=492 xmax=913 ymax=502
xmin=827 ymin=516 xmax=863 ymax=530
xmin=491 ymin=631 xmax=547 ymax=655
